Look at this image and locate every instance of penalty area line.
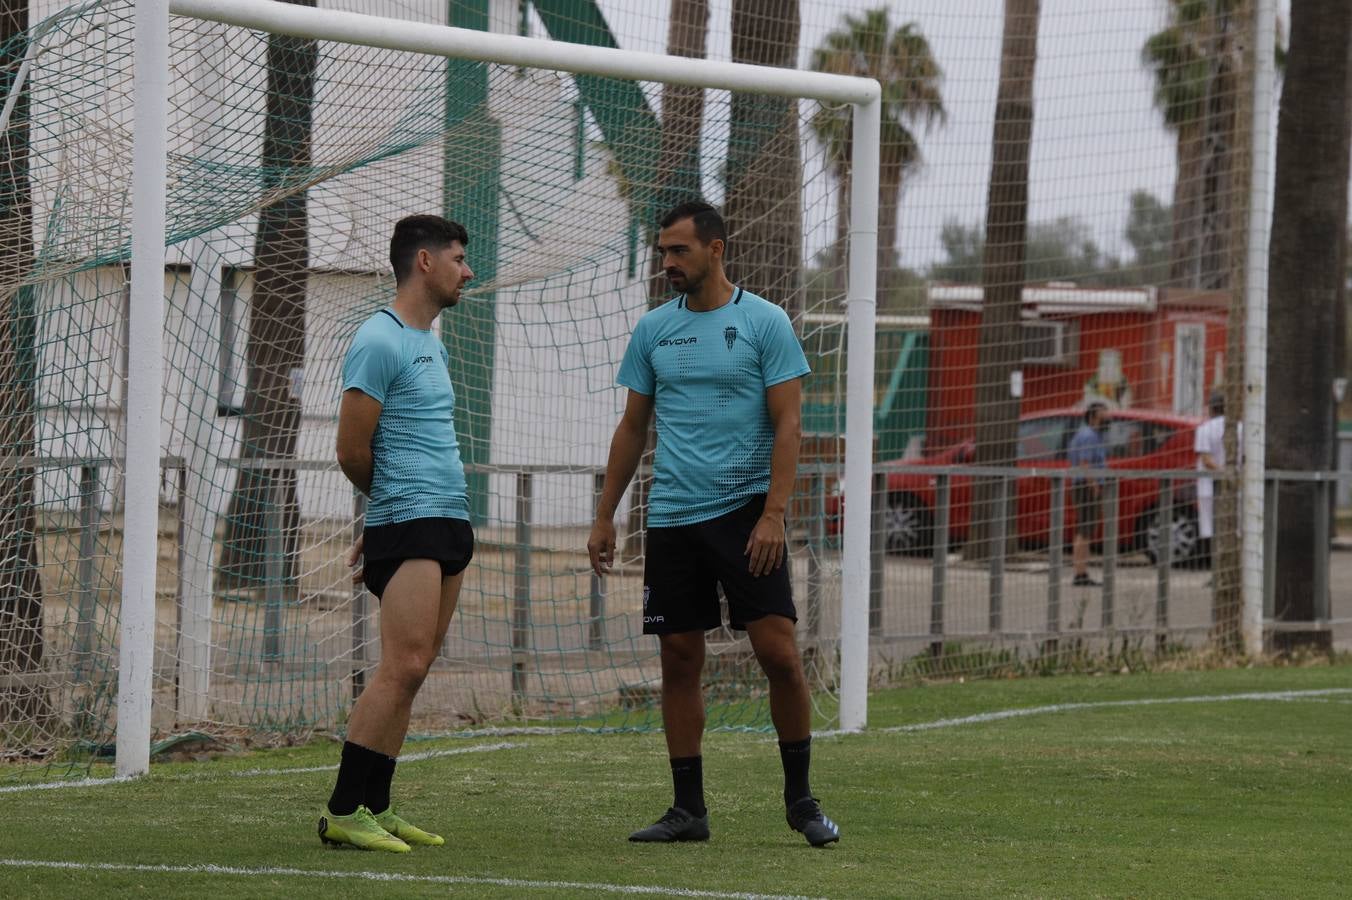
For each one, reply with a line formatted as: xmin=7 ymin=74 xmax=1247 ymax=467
xmin=0 ymin=858 xmax=825 ymax=900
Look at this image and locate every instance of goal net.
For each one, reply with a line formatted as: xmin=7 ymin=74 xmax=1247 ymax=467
xmin=1 ymin=0 xmax=878 ymax=775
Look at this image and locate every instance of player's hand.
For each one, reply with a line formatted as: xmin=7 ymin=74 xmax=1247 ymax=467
xmin=745 ymin=512 xmax=786 ymax=577
xmin=588 ymin=517 xmax=617 ymax=577
xmin=346 ymin=532 xmax=364 ymax=585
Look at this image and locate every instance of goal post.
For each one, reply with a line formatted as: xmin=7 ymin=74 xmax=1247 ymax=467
xmin=111 ymin=0 xmax=882 ymax=775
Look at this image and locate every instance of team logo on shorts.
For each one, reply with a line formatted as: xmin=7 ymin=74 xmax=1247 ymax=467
xmin=724 ymin=326 xmax=738 ymax=350
xmin=643 ymin=585 xmax=651 ymax=612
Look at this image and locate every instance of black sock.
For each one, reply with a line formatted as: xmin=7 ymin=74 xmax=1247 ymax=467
xmin=780 ymin=737 xmax=812 ymax=804
xmin=670 ymin=756 xmax=706 ymax=817
xmin=328 ymin=741 xmax=383 ymax=816
xmin=365 ymin=751 xmax=398 ymax=815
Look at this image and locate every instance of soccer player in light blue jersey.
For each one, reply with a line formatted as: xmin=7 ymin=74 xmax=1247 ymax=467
xmin=318 ymin=215 xmax=475 ymax=853
xmin=588 ymin=201 xmax=841 ymax=848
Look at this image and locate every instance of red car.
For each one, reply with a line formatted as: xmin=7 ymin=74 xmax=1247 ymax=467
xmin=827 ymin=407 xmax=1203 ymax=563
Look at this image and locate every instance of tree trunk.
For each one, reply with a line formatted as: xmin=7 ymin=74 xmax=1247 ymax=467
xmin=832 ymin=156 xmax=852 ymax=293
xmin=1265 ymin=0 xmax=1352 ymax=652
xmin=724 ymin=0 xmax=803 ymax=322
xmin=0 ymin=0 xmax=51 ymax=745
xmin=1212 ymin=0 xmax=1253 ymax=651
xmin=624 ymin=0 xmax=709 ymax=559
xmin=1168 ymin=118 xmax=1206 ymax=286
xmin=877 ymin=154 xmax=904 ymax=298
xmin=1196 ymin=1 xmax=1238 ymax=291
xmin=654 ymin=0 xmax=707 ymax=220
xmin=966 ymin=0 xmax=1040 ymax=562
xmin=219 ymin=5 xmax=318 ymax=593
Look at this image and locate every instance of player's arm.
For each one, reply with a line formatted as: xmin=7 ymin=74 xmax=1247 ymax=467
xmin=746 ymin=377 xmax=803 ymax=577
xmin=336 ymin=388 xmax=382 ymax=495
xmin=588 ymin=389 xmax=655 ymax=576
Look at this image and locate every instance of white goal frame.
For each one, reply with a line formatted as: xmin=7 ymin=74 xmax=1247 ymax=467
xmin=118 ymin=0 xmax=882 ymax=776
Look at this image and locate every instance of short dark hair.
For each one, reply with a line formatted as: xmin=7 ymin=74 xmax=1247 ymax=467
xmin=390 ymin=215 xmax=469 ymax=285
xmin=659 ymin=200 xmax=727 ymax=246
xmin=1084 ymin=401 xmax=1108 ymax=424
xmin=1209 ymin=389 xmax=1225 ymax=415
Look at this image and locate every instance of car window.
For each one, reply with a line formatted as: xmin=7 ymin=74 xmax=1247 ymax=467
xmin=1018 ymin=417 xmax=1070 ymax=462
xmin=1144 ymin=423 xmax=1177 ymax=454
xmin=1103 ymin=419 xmax=1145 ymax=459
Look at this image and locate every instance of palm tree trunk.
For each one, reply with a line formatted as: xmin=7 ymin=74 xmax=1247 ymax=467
xmin=625 ymin=0 xmax=709 ymax=558
xmin=832 ymin=157 xmax=851 ymax=292
xmin=724 ymin=0 xmax=803 ymax=323
xmin=1169 ymin=119 xmax=1206 ymax=286
xmin=0 ymin=0 xmax=50 ymax=742
xmin=877 ymin=155 xmax=903 ymax=294
xmin=1266 ymin=0 xmax=1352 ymax=652
xmin=1197 ymin=0 xmax=1238 ymax=291
xmin=1212 ymin=0 xmax=1253 ymax=651
xmin=967 ymin=0 xmax=1040 ymax=562
xmin=219 ymin=4 xmax=318 ymax=593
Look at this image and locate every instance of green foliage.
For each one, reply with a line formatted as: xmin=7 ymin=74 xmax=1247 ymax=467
xmin=927 ymin=190 xmax=1174 ymax=288
xmin=928 ymin=216 xmax=1110 ymax=285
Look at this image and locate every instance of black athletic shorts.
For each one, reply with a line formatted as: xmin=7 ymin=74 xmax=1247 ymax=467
xmin=361 ymin=517 xmax=474 ymax=601
xmin=641 ymin=494 xmax=796 ymax=635
xmin=1072 ymin=484 xmax=1100 ymax=538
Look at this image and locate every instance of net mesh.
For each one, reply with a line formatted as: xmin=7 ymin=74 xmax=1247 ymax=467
xmin=1 ymin=0 xmax=1278 ymax=777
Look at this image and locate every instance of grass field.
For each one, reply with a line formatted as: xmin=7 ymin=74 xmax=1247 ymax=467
xmin=3 ymin=664 xmax=1350 ymax=898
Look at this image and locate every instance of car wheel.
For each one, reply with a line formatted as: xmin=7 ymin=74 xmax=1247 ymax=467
xmin=884 ymin=493 xmax=933 ymax=556
xmin=1144 ymin=504 xmax=1200 ymax=566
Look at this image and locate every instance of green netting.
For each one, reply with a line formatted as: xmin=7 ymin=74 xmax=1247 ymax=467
xmin=0 ymin=0 xmax=853 ymax=777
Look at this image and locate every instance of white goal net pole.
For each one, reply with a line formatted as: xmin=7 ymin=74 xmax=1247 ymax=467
xmin=1241 ymin=0 xmax=1277 ymax=658
xmin=840 ymin=101 xmax=880 ymax=733
xmin=118 ymin=0 xmax=171 ymax=778
xmin=120 ymin=0 xmax=883 ymax=774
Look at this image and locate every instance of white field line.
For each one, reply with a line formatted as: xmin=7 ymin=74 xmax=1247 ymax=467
xmin=0 ymin=859 xmax=823 ymax=900
xmin=868 ymin=687 xmax=1352 ymax=735
xmin=0 ymin=741 xmax=524 ymax=794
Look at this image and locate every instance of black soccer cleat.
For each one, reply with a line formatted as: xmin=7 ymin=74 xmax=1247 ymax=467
xmin=628 ymin=806 xmax=710 ymax=842
xmin=786 ymin=796 xmax=840 ymax=847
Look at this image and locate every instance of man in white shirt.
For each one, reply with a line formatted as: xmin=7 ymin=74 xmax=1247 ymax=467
xmin=1195 ymin=390 xmax=1238 ymax=567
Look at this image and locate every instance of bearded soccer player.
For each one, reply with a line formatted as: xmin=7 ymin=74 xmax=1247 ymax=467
xmin=588 ymin=200 xmax=841 ymax=847
xmin=318 ymin=215 xmax=475 ymax=852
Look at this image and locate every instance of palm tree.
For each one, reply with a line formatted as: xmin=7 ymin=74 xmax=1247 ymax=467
xmin=1142 ymin=0 xmax=1280 ymax=289
xmin=723 ymin=0 xmax=803 ymax=321
xmin=1266 ymin=0 xmax=1351 ymax=652
xmin=219 ymin=2 xmax=318 ymax=594
xmin=1142 ymin=0 xmax=1210 ymax=286
xmin=0 ymin=0 xmax=49 ymax=741
xmin=966 ymin=0 xmax=1040 ymax=563
xmin=810 ymin=9 xmax=945 ymax=281
xmin=653 ymin=0 xmax=707 ymax=222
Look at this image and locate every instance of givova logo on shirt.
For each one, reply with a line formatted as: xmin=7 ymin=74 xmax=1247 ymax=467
xmin=657 ymin=337 xmax=697 ymax=347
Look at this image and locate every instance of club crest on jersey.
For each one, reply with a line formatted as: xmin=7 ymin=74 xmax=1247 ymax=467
xmin=724 ymin=326 xmax=737 ymax=350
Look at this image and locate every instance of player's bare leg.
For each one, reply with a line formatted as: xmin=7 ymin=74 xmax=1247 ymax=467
xmin=630 ymin=630 xmax=711 ymax=842
xmin=746 ymin=614 xmax=839 ymax=847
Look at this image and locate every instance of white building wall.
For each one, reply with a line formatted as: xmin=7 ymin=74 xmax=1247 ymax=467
xmin=28 ymin=0 xmax=643 ymax=527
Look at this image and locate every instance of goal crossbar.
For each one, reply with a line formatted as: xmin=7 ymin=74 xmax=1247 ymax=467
xmin=168 ymin=0 xmax=881 ymax=106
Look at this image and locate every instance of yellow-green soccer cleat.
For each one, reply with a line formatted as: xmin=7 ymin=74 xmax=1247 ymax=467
xmin=374 ymin=808 xmax=445 ymax=847
xmin=318 ymin=805 xmax=411 ymax=853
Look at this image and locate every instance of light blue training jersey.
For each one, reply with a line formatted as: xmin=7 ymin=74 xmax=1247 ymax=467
xmin=617 ymin=288 xmax=810 ymax=527
xmin=341 ymin=308 xmax=469 ymax=526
